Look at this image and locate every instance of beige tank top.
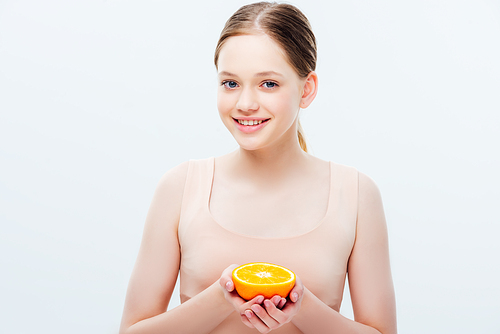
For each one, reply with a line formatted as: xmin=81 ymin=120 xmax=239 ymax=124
xmin=178 ymin=157 xmax=358 ymax=333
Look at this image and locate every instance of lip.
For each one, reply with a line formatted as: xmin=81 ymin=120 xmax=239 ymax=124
xmin=233 ymin=117 xmax=270 ymax=133
xmin=233 ymin=117 xmax=270 ymax=121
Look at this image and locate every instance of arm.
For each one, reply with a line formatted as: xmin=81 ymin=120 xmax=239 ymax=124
xmin=119 ymin=162 xmax=234 ymax=334
xmin=292 ymin=172 xmax=397 ymax=333
xmin=246 ymin=172 xmax=397 ymax=333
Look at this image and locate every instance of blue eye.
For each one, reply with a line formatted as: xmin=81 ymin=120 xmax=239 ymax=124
xmin=262 ymin=81 xmax=278 ymax=89
xmin=222 ymin=81 xmax=238 ymax=89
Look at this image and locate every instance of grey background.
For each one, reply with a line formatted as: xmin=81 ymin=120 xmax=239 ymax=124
xmin=1 ymin=0 xmax=499 ymax=333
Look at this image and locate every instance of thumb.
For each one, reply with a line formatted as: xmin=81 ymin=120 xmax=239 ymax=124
xmin=225 ymin=279 xmax=234 ymax=292
xmin=290 ymin=277 xmax=304 ymax=302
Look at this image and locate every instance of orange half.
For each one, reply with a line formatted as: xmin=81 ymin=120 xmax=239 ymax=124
xmin=232 ymin=262 xmax=296 ymax=300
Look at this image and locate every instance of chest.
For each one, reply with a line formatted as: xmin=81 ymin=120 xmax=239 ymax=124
xmin=209 ymin=170 xmax=330 ymax=238
xmin=179 ymin=209 xmax=354 ymax=311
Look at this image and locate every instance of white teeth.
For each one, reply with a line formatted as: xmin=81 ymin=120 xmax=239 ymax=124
xmin=237 ymin=119 xmax=264 ymax=126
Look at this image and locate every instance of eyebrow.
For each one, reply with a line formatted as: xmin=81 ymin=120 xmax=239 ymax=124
xmin=218 ymin=71 xmax=284 ymax=78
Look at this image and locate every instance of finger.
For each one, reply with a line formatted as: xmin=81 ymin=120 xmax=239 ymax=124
xmin=219 ymin=264 xmax=239 ymax=292
xmin=290 ymin=291 xmax=299 ymax=302
xmin=251 ymin=303 xmax=280 ymax=330
xmin=245 ymin=295 xmax=264 ymax=306
xmin=225 ymin=280 xmax=234 ymax=292
xmin=278 ymin=297 xmax=287 ymax=309
xmin=236 ymin=295 xmax=264 ymax=315
xmin=271 ymin=295 xmax=281 ymax=306
xmin=289 ymin=277 xmax=304 ymax=302
xmin=245 ymin=310 xmax=271 ymax=334
xmin=263 ymin=299 xmax=288 ymax=323
xmin=240 ymin=313 xmax=255 ymax=328
xmin=219 ymin=276 xmax=234 ymax=292
xmin=289 ymin=285 xmax=303 ymax=303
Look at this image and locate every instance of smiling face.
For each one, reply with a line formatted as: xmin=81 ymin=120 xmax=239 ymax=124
xmin=216 ymin=34 xmax=306 ymax=152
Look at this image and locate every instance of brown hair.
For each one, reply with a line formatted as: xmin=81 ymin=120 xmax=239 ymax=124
xmin=214 ymin=2 xmax=317 ymax=152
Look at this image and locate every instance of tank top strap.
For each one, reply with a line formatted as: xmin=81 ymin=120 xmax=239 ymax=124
xmin=328 ymin=162 xmax=359 ymax=244
xmin=178 ymin=157 xmax=214 ymax=244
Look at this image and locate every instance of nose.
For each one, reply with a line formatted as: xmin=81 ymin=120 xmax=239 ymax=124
xmin=236 ymin=87 xmax=259 ymax=113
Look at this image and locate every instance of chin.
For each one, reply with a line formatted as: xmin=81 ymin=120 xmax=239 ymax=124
xmin=237 ymin=144 xmax=260 ymax=151
xmin=235 ymin=140 xmax=266 ymax=152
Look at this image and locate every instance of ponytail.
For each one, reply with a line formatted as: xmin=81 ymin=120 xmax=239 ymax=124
xmin=297 ymin=120 xmax=307 ymax=153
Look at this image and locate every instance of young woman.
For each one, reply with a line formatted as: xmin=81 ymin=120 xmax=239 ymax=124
xmin=119 ymin=2 xmax=397 ymax=334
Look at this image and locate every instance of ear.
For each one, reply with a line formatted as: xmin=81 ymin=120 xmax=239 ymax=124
xmin=299 ymin=71 xmax=318 ymax=109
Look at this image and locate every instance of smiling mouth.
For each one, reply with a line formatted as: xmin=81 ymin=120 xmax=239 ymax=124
xmin=234 ymin=118 xmax=270 ymax=126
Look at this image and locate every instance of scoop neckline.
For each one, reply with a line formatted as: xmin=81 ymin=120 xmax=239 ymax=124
xmin=205 ymin=157 xmax=334 ymax=240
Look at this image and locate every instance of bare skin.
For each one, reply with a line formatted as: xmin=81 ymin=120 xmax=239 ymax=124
xmin=119 ymin=33 xmax=397 ymax=334
xmin=210 ymin=150 xmax=330 ymax=239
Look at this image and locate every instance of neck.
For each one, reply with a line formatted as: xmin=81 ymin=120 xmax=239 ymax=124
xmin=229 ymin=136 xmax=310 ymax=184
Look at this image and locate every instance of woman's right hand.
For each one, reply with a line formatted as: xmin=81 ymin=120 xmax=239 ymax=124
xmin=218 ymin=264 xmax=286 ymax=329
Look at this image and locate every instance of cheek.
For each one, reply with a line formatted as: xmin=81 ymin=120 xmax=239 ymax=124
xmin=262 ymin=90 xmax=299 ymax=117
xmin=217 ymin=91 xmax=234 ymax=116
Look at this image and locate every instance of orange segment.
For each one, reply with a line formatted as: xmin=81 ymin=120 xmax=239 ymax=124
xmin=232 ymin=262 xmax=296 ymax=300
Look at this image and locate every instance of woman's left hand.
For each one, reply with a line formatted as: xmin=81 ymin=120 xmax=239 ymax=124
xmin=243 ymin=276 xmax=304 ymax=333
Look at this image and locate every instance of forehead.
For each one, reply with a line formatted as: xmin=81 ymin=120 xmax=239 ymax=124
xmin=217 ymin=34 xmax=295 ymax=77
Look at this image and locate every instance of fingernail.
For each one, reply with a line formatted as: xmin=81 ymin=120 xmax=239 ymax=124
xmin=245 ymin=310 xmax=253 ymax=319
xmin=225 ymin=281 xmax=232 ymax=289
xmin=264 ymin=300 xmax=271 ymax=307
xmin=293 ymin=292 xmax=298 ymax=301
xmin=256 ymin=296 xmax=264 ymax=304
